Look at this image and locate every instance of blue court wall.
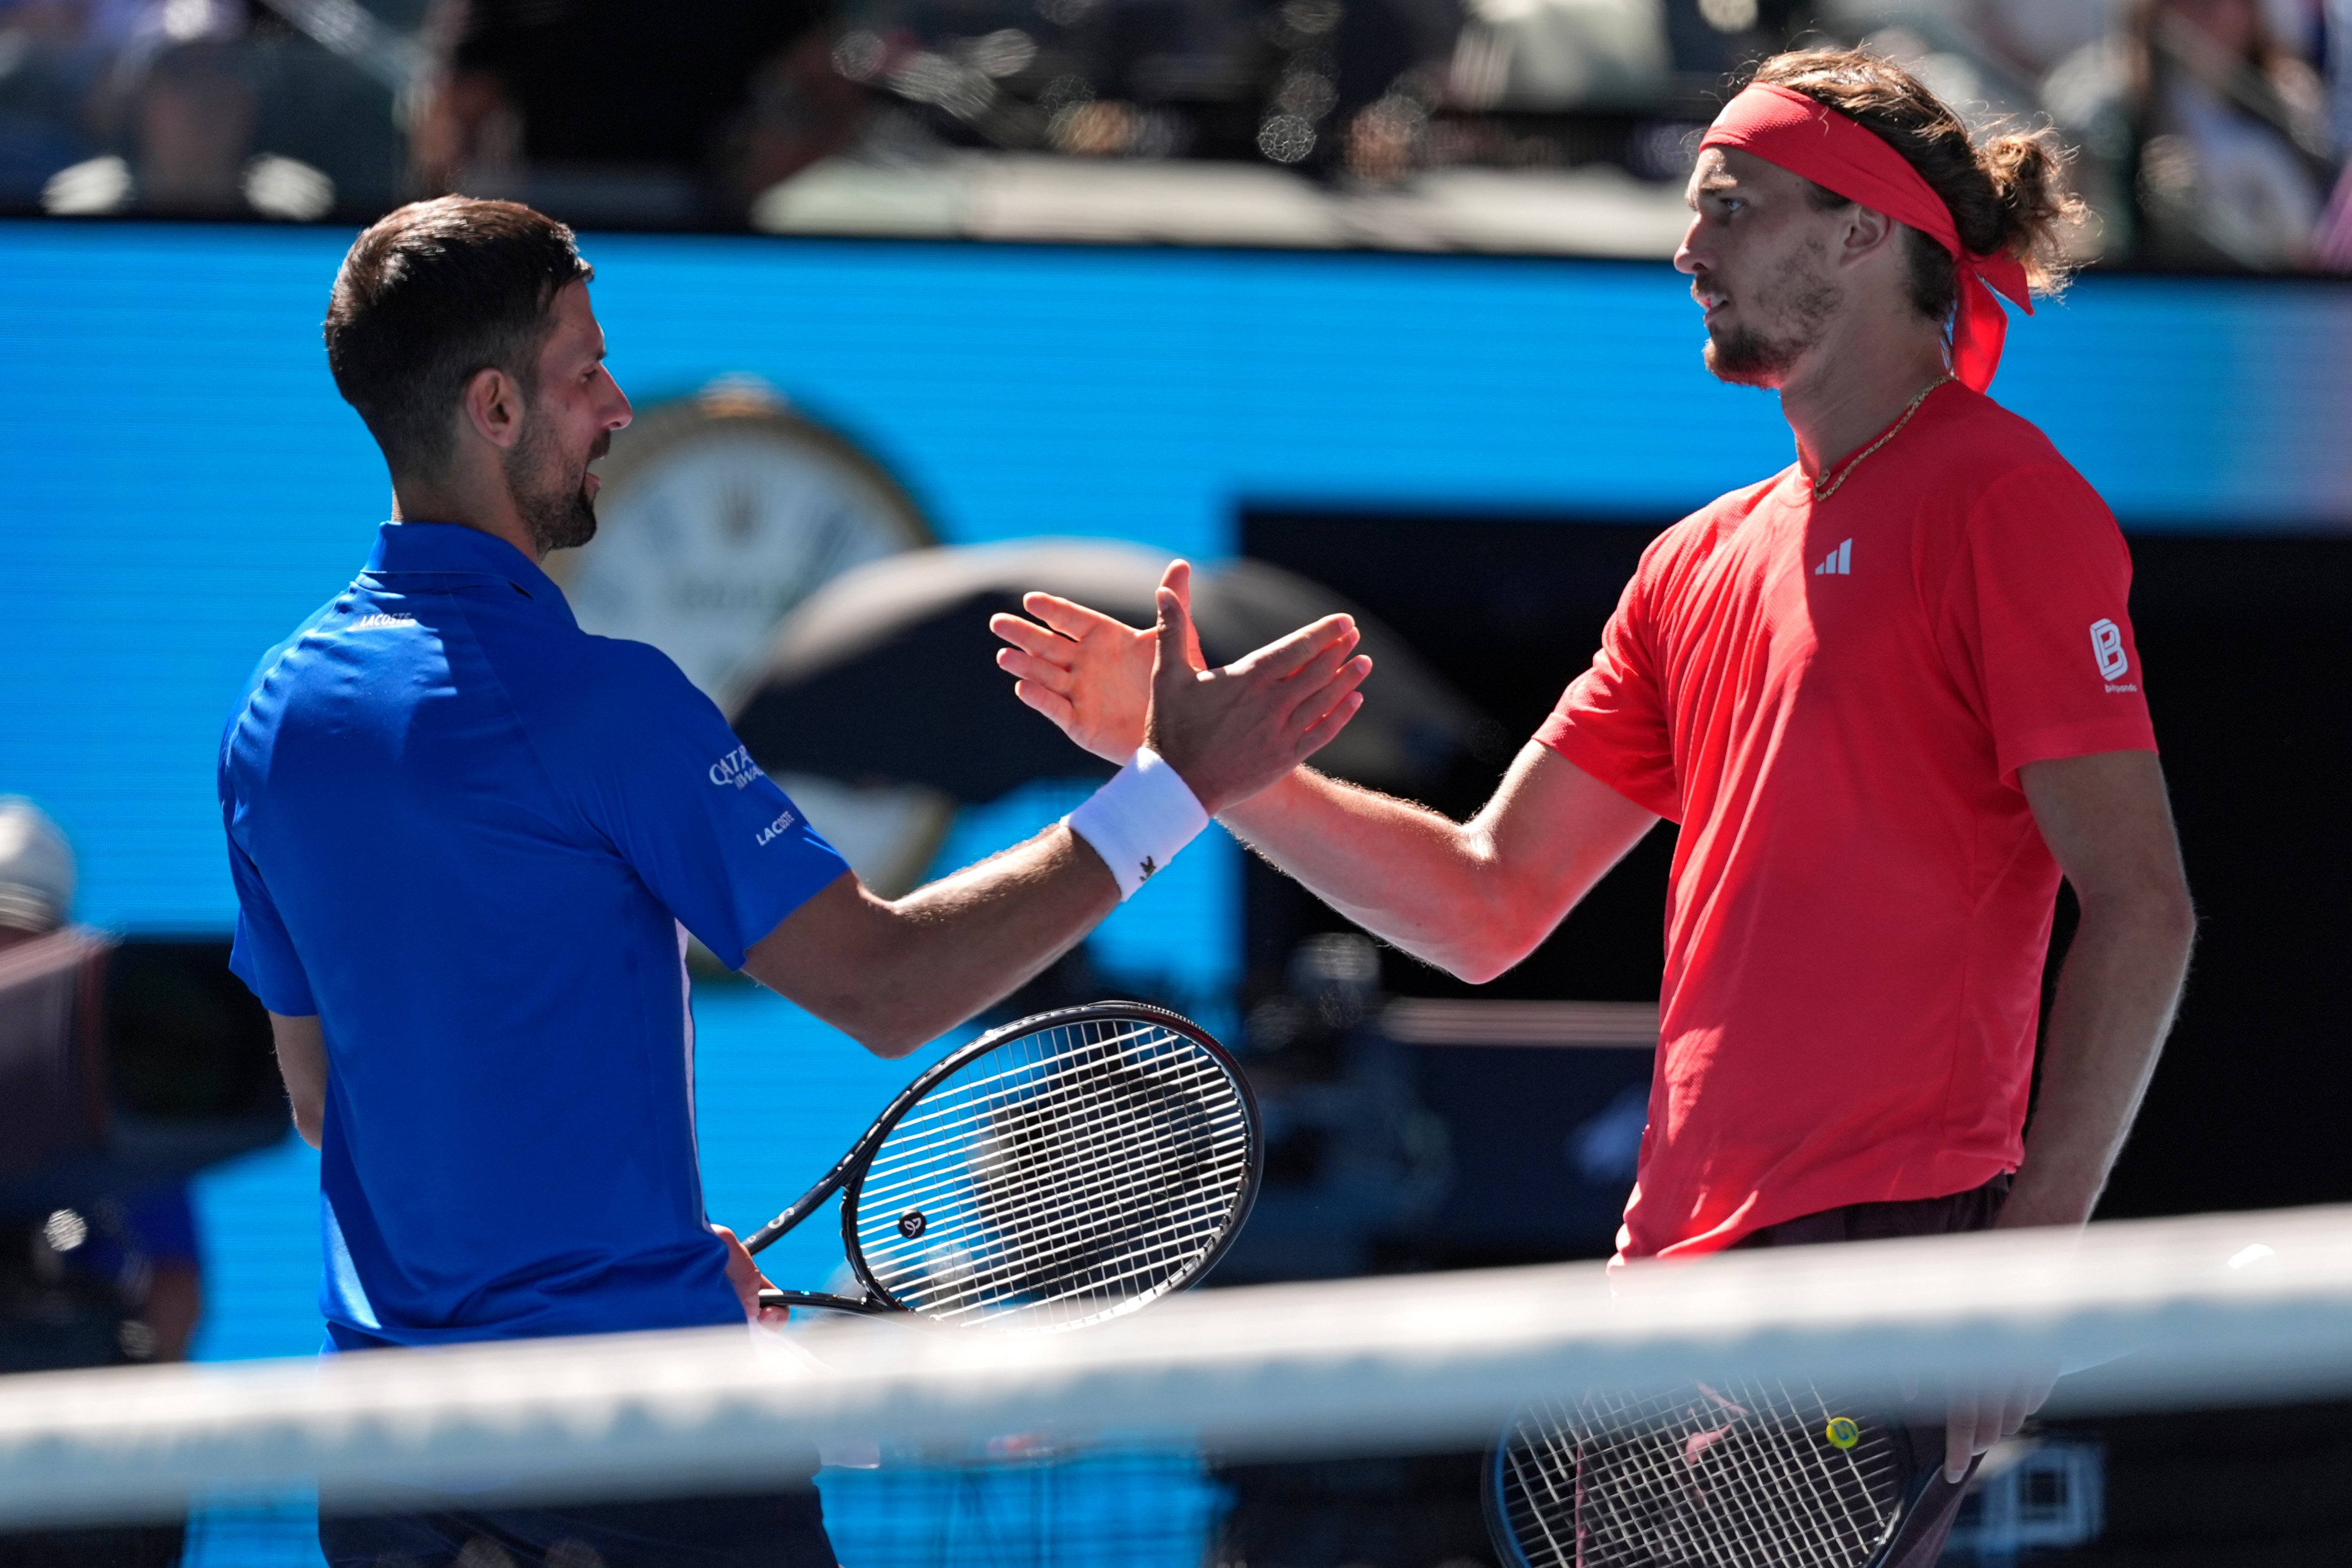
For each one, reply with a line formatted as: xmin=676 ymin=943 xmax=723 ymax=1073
xmin=0 ymin=219 xmax=2346 ymax=931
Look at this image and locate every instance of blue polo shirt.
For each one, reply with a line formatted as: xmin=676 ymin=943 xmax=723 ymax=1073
xmin=219 ymin=522 xmax=849 ymax=1348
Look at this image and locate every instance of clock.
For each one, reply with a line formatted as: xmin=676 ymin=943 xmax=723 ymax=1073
xmin=548 ymin=378 xmax=953 ymax=894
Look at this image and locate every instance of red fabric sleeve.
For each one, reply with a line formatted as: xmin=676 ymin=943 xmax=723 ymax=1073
xmin=1937 ymin=462 xmax=2158 ymax=783
xmin=1534 ymin=550 xmax=1683 ymax=822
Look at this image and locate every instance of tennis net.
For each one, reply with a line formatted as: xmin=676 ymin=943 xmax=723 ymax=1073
xmin=5 ymin=1201 xmax=2351 ymax=1562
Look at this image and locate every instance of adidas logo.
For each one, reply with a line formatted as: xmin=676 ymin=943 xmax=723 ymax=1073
xmin=1813 ymin=539 xmax=1853 ymax=576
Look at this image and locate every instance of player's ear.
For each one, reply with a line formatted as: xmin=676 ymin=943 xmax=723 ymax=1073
xmin=1838 ymin=203 xmax=1903 ymax=272
xmin=460 ymin=365 xmax=526 ymax=451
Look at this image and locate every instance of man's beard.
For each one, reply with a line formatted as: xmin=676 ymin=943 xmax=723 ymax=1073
xmin=507 ymin=420 xmax=605 ymax=556
xmin=1700 ymin=246 xmax=1840 ymax=388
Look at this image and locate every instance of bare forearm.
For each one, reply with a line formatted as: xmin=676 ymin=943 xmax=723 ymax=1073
xmin=1221 ymin=747 xmax=1656 ymax=983
xmin=2002 ymin=890 xmax=2195 ymax=1228
xmin=749 ymin=833 xmax=1117 ymax=1056
xmin=877 ymin=828 xmax=1118 ymax=1034
xmin=1222 ymin=770 xmax=1525 ymax=979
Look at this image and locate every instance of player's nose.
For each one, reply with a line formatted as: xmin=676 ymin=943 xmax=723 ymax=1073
xmin=1673 ymin=219 xmax=1708 ymax=276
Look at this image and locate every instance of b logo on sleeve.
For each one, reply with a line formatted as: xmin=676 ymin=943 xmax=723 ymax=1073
xmin=2089 ymin=618 xmax=2134 ymax=689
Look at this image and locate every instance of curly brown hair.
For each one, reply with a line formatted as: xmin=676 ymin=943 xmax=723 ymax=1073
xmin=1746 ymin=48 xmax=2086 ymax=326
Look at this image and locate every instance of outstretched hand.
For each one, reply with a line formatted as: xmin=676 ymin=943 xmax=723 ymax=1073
xmin=1140 ymin=582 xmax=1369 ymax=817
xmin=993 ymin=557 xmax=1370 ymax=814
xmin=992 ymin=560 xmax=1204 ymax=764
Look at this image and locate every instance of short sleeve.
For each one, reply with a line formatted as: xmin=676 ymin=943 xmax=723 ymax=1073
xmin=1535 ymin=551 xmax=1682 ymax=821
xmin=570 ymin=644 xmax=850 ymax=969
xmin=226 ymin=836 xmax=317 ymax=1016
xmin=1937 ymin=463 xmax=2158 ymax=784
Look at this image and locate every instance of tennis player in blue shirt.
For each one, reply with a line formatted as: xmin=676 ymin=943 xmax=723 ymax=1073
xmin=218 ymin=197 xmax=1370 ymax=1568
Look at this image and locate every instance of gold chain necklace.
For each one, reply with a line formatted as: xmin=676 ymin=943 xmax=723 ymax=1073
xmin=1810 ymin=376 xmax=1952 ymax=502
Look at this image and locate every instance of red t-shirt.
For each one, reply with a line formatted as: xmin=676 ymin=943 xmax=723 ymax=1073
xmin=1535 ymin=383 xmax=2157 ymax=1261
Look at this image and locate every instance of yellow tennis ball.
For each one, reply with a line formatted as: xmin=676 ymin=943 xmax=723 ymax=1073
xmin=1824 ymin=1417 xmax=1860 ymax=1450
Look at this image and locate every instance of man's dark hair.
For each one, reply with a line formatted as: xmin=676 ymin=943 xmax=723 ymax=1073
xmin=324 ymin=198 xmax=593 ymax=476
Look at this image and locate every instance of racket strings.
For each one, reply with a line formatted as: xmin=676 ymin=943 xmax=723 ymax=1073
xmin=935 ymin=1030 xmax=1245 ymax=1324
xmin=857 ymin=1024 xmax=1210 ymax=1189
xmin=857 ymin=1038 xmax=1244 ymax=1239
xmin=896 ymin=1086 xmax=1244 ymax=1316
xmin=856 ymin=1033 xmax=1239 ymax=1208
xmin=1499 ymin=1380 xmax=1905 ymax=1568
xmin=874 ymin=1021 xmax=1173 ymax=1148
xmin=874 ymin=1126 xmax=1247 ymax=1318
xmin=851 ymin=1016 xmax=1253 ymax=1330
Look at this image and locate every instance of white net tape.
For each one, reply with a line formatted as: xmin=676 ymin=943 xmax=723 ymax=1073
xmin=4 ymin=1203 xmax=2350 ymax=1529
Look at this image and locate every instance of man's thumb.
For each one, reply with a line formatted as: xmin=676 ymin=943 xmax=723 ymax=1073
xmin=1153 ymin=586 xmax=1192 ymax=684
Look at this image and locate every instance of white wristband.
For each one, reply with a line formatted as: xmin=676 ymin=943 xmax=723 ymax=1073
xmin=1064 ymin=746 xmax=1209 ymax=900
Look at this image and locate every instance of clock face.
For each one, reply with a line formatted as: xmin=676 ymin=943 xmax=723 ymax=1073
xmin=549 ymin=385 xmax=951 ymax=896
xmin=551 ymin=387 xmax=934 ymax=708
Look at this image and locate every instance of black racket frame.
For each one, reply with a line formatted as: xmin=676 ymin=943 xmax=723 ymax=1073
xmin=747 ymin=1000 xmax=1263 ymax=1319
xmin=1480 ymin=1386 xmax=1937 ymax=1568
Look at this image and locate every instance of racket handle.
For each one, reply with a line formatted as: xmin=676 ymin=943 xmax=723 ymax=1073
xmin=757 ymin=1288 xmax=892 ymax=1316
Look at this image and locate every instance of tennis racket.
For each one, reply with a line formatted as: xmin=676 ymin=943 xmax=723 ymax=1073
xmin=745 ymin=1001 xmax=1262 ymax=1333
xmin=1485 ymin=1378 xmax=1935 ymax=1568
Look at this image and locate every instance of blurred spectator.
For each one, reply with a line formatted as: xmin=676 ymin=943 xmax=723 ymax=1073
xmin=0 ymin=798 xmax=205 ymax=1376
xmin=2125 ymin=0 xmax=2338 ymax=267
xmin=0 ymin=798 xmax=201 ymax=1568
xmin=2321 ymin=158 xmax=2352 ymax=262
xmin=9 ymin=0 xmax=405 ymax=219
xmin=0 ymin=794 xmax=75 ymax=935
xmin=131 ymin=38 xmax=257 ymax=213
xmin=0 ymin=0 xmax=108 ymax=208
xmin=2332 ymin=0 xmax=2352 ymax=155
xmin=410 ymin=0 xmax=863 ymax=223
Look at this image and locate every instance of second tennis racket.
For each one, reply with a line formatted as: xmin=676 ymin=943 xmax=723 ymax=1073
xmin=746 ymin=1001 xmax=1261 ymax=1333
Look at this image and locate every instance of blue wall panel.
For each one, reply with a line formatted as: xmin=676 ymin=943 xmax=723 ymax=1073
xmin=0 ymin=221 xmax=2345 ymax=930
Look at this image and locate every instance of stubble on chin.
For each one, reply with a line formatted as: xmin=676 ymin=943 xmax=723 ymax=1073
xmin=1703 ymin=324 xmax=1798 ymax=387
xmin=1699 ymin=240 xmax=1840 ymax=389
xmin=528 ymin=486 xmax=598 ymax=556
xmin=506 ymin=421 xmax=600 ymax=556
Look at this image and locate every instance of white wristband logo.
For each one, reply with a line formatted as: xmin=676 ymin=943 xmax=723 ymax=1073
xmin=1064 ymin=747 xmax=1210 ymax=900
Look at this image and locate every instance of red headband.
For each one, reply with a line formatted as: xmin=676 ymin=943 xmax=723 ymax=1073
xmin=1698 ymin=82 xmax=2033 ymax=391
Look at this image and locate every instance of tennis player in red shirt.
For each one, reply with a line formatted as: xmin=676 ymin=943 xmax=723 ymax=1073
xmin=992 ymin=45 xmax=2196 ymax=1551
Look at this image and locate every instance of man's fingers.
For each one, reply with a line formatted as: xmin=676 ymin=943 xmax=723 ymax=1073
xmin=1024 ymin=591 xmax=1133 ymax=641
xmin=1230 ymin=613 xmax=1358 ymax=680
xmin=995 ymin=645 xmax=1075 ymax=694
xmin=1295 ymin=691 xmax=1365 ymax=755
xmin=990 ymin=612 xmax=1077 ymax=660
xmin=1283 ymin=644 xmax=1373 ymax=713
xmin=2001 ymin=1372 xmax=2051 ymax=1440
xmin=1283 ymin=653 xmax=1374 ymax=730
xmin=1943 ymin=1391 xmax=1980 ymax=1482
xmin=1998 ymin=1388 xmax=2033 ymax=1443
xmin=1012 ymin=680 xmax=1078 ymax=728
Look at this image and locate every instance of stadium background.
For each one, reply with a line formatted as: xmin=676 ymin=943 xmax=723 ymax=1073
xmin=1 ymin=221 xmax=2348 ymax=1563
